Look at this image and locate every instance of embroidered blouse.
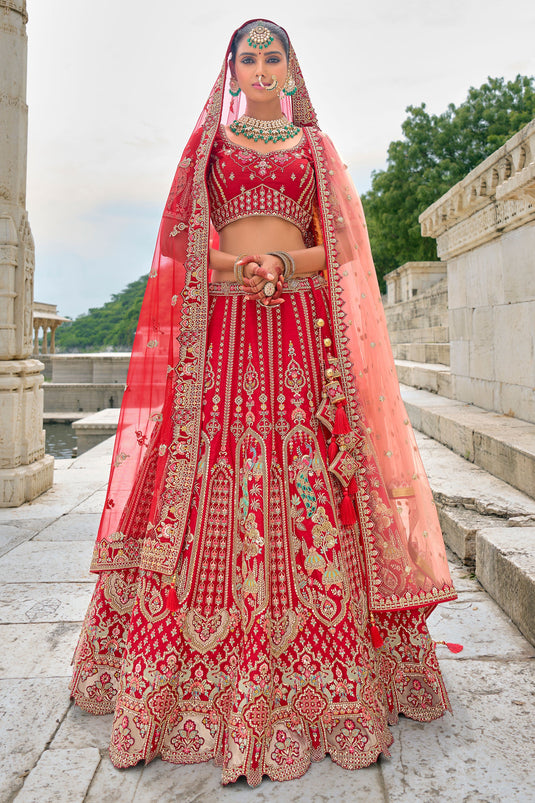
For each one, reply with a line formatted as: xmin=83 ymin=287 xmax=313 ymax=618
xmin=208 ymin=126 xmax=316 ymax=237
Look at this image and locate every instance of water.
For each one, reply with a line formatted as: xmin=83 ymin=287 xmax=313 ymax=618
xmin=45 ymin=422 xmax=78 ymax=459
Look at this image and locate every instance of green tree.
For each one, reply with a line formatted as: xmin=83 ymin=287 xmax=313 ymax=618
xmin=55 ymin=275 xmax=147 ymax=352
xmin=362 ymin=75 xmax=535 ymax=289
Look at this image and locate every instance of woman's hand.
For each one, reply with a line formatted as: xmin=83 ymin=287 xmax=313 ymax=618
xmin=238 ymin=254 xmax=285 ymax=306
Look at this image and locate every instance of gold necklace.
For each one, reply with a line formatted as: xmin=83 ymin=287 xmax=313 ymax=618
xmin=229 ymin=115 xmax=301 ymax=144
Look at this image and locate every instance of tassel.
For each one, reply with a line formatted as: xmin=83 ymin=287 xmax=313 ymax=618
xmin=341 ymin=488 xmax=357 ymax=526
xmin=443 ymin=641 xmax=463 ymax=653
xmin=370 ymin=623 xmax=384 ymax=649
xmin=328 ymin=438 xmax=338 ymax=462
xmin=347 ymin=475 xmax=358 ymax=496
xmin=333 ymin=402 xmax=351 ymax=436
xmin=165 ymin=584 xmax=179 ymax=612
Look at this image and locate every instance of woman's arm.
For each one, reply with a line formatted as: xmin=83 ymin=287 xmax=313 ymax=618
xmin=209 ymin=248 xmax=237 ymax=272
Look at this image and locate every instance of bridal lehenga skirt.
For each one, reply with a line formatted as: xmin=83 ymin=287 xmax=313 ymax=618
xmin=71 ymin=276 xmax=450 ymax=786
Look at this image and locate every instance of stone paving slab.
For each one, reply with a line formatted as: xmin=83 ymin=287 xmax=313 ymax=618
xmin=2 ymin=480 xmax=105 ymax=523
xmin=70 ymin=489 xmax=107 ymax=515
xmin=0 ymin=622 xmax=80 ymax=679
xmin=0 ymin=541 xmax=94 ymax=583
xmin=0 ymin=518 xmax=57 ymax=556
xmin=51 ymin=705 xmax=114 ymax=751
xmin=381 ymin=659 xmax=535 ymax=803
xmin=84 ymin=762 xmax=144 ymax=803
xmin=428 ymin=591 xmax=535 ymax=661
xmin=0 ymin=582 xmax=94 ymax=624
xmin=0 ymin=678 xmax=71 ymax=802
xmin=33 ymin=513 xmax=100 ymax=541
xmin=13 ymin=747 xmax=101 ymax=803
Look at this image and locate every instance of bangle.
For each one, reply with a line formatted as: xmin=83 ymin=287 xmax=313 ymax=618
xmin=268 ymin=251 xmax=295 ymax=282
xmin=233 ymin=254 xmax=247 ymax=284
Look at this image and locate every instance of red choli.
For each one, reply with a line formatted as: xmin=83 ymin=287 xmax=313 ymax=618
xmin=208 ymin=125 xmax=316 ymax=236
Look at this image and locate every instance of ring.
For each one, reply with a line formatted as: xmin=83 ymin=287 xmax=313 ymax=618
xmin=263 ymin=281 xmax=276 ymax=297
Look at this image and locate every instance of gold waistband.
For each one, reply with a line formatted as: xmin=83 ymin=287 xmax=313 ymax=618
xmin=208 ymin=274 xmax=326 ymax=296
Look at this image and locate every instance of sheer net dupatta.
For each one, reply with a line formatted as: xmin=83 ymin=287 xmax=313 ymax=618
xmin=307 ymin=129 xmax=456 ymax=613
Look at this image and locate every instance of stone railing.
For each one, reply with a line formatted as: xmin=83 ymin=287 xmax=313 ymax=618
xmin=419 ymin=119 xmax=535 ymax=261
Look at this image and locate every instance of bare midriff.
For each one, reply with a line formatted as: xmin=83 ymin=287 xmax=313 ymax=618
xmin=211 ymin=216 xmax=319 ymax=282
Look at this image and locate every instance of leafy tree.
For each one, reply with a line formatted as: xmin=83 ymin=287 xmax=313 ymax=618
xmin=55 ymin=275 xmax=147 ymax=352
xmin=362 ymin=75 xmax=535 ymax=289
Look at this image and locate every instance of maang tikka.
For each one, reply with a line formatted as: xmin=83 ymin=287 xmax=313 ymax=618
xmin=247 ymin=24 xmax=274 ymax=49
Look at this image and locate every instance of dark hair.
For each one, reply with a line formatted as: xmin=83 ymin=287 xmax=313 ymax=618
xmin=230 ymin=21 xmax=290 ymax=61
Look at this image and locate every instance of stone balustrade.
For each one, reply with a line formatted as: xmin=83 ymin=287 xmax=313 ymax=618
xmin=420 ymin=119 xmax=535 ymax=260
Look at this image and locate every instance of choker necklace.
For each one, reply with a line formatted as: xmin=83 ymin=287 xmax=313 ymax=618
xmin=229 ymin=115 xmax=301 ymax=144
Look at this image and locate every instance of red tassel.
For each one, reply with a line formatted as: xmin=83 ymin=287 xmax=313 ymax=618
xmin=445 ymin=642 xmax=463 ymax=653
xmin=333 ymin=402 xmax=351 ymax=436
xmin=328 ymin=438 xmax=338 ymax=462
xmin=165 ymin=585 xmax=179 ymax=612
xmin=341 ymin=489 xmax=357 ymax=526
xmin=370 ymin=623 xmax=384 ymax=649
xmin=347 ymin=475 xmax=358 ymax=496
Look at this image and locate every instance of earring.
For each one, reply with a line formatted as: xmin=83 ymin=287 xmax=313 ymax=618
xmin=282 ymin=74 xmax=297 ymax=96
xmin=229 ymin=78 xmax=241 ymax=97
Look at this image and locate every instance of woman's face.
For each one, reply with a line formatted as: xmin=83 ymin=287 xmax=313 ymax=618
xmin=232 ymin=35 xmax=288 ymax=100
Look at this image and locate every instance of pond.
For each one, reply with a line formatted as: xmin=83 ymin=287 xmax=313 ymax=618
xmin=45 ymin=422 xmax=78 ymax=459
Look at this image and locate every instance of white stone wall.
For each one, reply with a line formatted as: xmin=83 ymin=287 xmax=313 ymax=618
xmin=420 ymin=119 xmax=535 ymax=423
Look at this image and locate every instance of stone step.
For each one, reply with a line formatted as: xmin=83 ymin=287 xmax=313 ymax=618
xmin=414 ymin=430 xmax=535 ymax=646
xmin=476 ymin=527 xmax=535 ymax=646
xmin=395 ymin=361 xmax=452 ymax=397
xmin=72 ymin=408 xmax=120 ymax=455
xmin=391 ymin=342 xmax=450 ymax=365
xmin=388 ymin=325 xmax=449 ymax=345
xmin=402 ymin=385 xmax=535 ymax=499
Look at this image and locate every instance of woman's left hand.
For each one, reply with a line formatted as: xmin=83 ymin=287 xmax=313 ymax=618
xmin=238 ymin=254 xmax=285 ymax=306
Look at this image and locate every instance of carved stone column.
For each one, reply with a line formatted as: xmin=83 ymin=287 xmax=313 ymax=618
xmin=0 ymin=0 xmax=53 ymax=506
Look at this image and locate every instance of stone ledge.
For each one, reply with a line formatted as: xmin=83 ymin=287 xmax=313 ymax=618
xmin=395 ymin=361 xmax=452 ymax=397
xmin=476 ymin=527 xmax=535 ymax=646
xmin=403 ymin=385 xmax=535 ymax=497
xmin=391 ymin=343 xmax=450 ymax=365
xmin=414 ymin=430 xmax=535 ymax=567
xmin=72 ymin=409 xmax=120 ymax=456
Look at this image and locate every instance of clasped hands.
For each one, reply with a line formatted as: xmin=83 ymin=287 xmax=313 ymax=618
xmin=236 ymin=253 xmax=286 ymax=306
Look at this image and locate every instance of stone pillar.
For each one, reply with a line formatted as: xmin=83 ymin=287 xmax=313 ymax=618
xmin=0 ymin=0 xmax=53 ymax=506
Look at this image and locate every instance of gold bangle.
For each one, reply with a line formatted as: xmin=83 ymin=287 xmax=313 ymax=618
xmin=233 ymin=254 xmax=247 ymax=284
xmin=268 ymin=250 xmax=295 ymax=281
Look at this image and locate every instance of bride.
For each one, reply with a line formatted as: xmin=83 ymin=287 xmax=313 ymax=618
xmin=71 ymin=19 xmax=457 ymax=787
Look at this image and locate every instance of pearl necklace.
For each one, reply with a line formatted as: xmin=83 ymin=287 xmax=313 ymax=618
xmin=229 ymin=115 xmax=301 ymax=144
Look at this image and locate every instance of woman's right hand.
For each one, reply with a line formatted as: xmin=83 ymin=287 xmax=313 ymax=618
xmin=239 ymin=254 xmax=285 ymax=306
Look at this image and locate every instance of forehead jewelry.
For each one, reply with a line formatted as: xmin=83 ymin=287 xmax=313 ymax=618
xmin=247 ymin=24 xmax=274 ymax=50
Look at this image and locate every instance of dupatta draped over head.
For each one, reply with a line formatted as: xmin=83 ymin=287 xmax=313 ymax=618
xmin=91 ymin=21 xmax=456 ymax=617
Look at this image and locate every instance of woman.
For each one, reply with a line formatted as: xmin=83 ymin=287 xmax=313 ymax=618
xmin=71 ymin=20 xmax=458 ymax=786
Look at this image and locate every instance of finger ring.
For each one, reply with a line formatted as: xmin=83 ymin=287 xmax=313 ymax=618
xmin=263 ymin=281 xmax=276 ymax=297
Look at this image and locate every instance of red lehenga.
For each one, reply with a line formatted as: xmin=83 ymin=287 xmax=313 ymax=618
xmin=71 ymin=20 xmax=457 ymax=787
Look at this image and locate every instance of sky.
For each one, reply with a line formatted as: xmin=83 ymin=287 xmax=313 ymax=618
xmin=25 ymin=0 xmax=535 ymax=318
